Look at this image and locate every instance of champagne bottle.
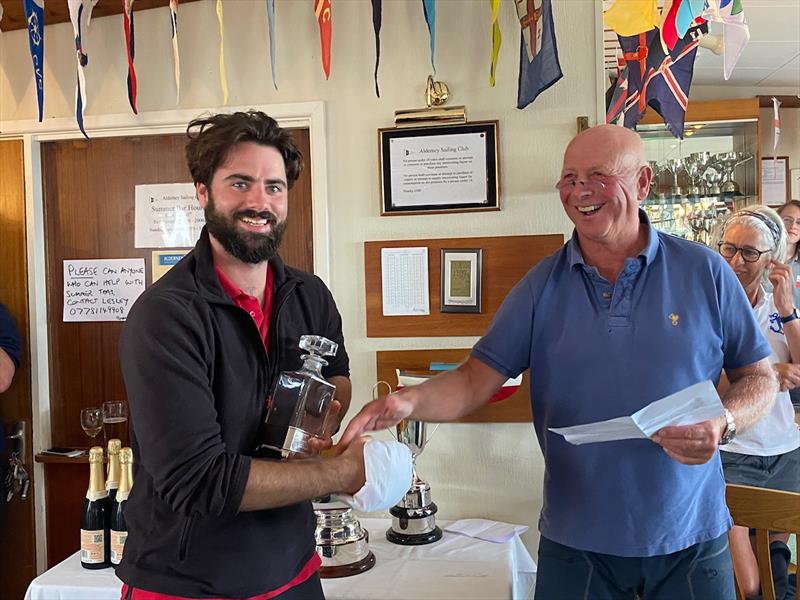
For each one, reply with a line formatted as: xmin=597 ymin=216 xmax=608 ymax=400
xmin=106 ymin=439 xmax=121 ymax=504
xmin=110 ymin=447 xmax=133 ymax=566
xmin=81 ymin=446 xmax=110 ymax=569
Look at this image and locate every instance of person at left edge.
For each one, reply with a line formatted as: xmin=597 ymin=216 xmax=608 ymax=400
xmin=117 ymin=111 xmax=364 ymax=600
xmin=0 ymin=301 xmax=22 ymax=522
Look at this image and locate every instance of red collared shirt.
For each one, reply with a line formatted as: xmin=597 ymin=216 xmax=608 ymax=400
xmin=214 ymin=265 xmax=274 ymax=352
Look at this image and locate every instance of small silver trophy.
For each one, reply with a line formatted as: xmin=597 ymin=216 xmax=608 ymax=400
xmin=386 ymin=419 xmax=442 ymax=545
xmin=313 ymin=499 xmax=375 ymax=578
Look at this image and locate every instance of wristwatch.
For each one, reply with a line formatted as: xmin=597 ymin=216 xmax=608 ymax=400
xmin=780 ymin=308 xmax=799 ymax=324
xmin=719 ymin=408 xmax=736 ymax=445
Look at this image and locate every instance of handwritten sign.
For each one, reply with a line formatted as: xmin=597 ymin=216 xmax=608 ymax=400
xmin=63 ymin=259 xmax=146 ymax=322
xmin=134 ymin=183 xmax=205 ymax=248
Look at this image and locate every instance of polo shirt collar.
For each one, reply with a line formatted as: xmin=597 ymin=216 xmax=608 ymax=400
xmin=567 ymin=208 xmax=659 ymax=268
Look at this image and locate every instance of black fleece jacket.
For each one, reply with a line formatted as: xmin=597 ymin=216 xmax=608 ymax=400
xmin=116 ymin=228 xmax=349 ymax=597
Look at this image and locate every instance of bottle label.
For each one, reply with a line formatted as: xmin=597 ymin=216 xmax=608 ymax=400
xmin=110 ymin=529 xmax=128 ymax=564
xmin=80 ymin=529 xmax=106 ymax=564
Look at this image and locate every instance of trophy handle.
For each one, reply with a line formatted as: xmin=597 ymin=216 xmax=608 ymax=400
xmin=371 ymin=380 xmax=399 ymax=440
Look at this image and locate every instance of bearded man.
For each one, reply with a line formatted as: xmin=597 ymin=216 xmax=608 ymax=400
xmin=117 ymin=111 xmax=365 ymax=600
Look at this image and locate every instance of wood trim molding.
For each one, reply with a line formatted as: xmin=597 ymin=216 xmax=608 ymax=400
xmin=639 ymin=98 xmax=760 ymax=125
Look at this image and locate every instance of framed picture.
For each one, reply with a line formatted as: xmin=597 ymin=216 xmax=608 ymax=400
xmin=379 ymin=121 xmax=500 ymax=215
xmin=440 ymin=248 xmax=482 ymax=313
xmin=761 ymin=156 xmax=790 ymax=206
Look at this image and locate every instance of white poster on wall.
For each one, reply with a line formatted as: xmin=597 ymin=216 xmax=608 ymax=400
xmin=134 ymin=183 xmax=205 ymax=248
xmin=63 ymin=259 xmax=146 ymax=322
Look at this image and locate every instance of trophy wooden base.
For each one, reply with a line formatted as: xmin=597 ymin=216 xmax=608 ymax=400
xmin=319 ymin=551 xmax=376 ymax=578
xmin=385 ymin=526 xmax=442 ymax=546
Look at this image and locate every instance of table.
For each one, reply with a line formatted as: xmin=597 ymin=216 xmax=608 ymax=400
xmin=25 ymin=519 xmax=537 ymax=600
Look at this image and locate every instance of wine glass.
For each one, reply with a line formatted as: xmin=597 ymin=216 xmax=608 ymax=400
xmin=80 ymin=407 xmax=103 ymax=443
xmin=102 ymin=401 xmax=129 ymax=447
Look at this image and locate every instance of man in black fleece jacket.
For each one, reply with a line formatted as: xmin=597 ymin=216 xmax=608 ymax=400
xmin=117 ymin=111 xmax=366 ymax=600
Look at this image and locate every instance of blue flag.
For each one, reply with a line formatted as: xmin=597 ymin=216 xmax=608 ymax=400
xmin=422 ymin=0 xmax=436 ymax=74
xmin=23 ymin=0 xmax=45 ymax=122
xmin=516 ymin=0 xmax=562 ymax=110
xmin=372 ymin=0 xmax=382 ymax=97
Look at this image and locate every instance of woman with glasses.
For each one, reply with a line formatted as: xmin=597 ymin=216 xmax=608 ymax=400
xmin=714 ymin=205 xmax=800 ymax=600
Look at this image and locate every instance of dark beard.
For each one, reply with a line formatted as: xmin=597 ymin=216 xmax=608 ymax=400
xmin=204 ymin=196 xmax=287 ymax=264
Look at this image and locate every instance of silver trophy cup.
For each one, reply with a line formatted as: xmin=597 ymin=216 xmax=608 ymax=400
xmin=386 ymin=419 xmax=443 ymax=545
xmin=313 ymin=499 xmax=375 ymax=577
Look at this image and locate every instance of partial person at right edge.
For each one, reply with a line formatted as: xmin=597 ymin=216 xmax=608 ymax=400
xmin=0 ymin=301 xmax=22 ymax=524
xmin=714 ymin=206 xmax=800 ymax=600
xmin=776 ymin=200 xmax=800 ymax=409
xmin=340 ymin=125 xmax=778 ymax=600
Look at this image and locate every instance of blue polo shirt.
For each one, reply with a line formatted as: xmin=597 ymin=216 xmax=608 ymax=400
xmin=472 ymin=212 xmax=770 ymax=557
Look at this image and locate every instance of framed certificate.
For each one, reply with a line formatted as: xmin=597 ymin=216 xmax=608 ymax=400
xmin=440 ymin=248 xmax=482 ymax=313
xmin=379 ymin=121 xmax=500 ymax=215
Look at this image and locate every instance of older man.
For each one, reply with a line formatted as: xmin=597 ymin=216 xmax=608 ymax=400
xmin=340 ymin=125 xmax=776 ymax=599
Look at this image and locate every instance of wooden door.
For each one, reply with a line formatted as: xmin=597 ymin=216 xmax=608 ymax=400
xmin=40 ymin=128 xmax=313 ymax=566
xmin=0 ymin=140 xmax=36 ymax=599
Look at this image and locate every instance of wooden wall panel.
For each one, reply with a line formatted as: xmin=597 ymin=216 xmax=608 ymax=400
xmin=0 ymin=139 xmax=36 ymax=600
xmin=376 ymin=349 xmax=531 ymax=423
xmin=365 ymin=235 xmax=564 ymax=337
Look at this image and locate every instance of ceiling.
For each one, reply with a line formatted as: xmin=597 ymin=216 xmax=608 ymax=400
xmin=603 ymin=0 xmax=800 ymax=88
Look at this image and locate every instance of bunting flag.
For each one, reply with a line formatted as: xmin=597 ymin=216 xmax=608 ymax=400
xmin=371 ymin=0 xmax=381 ymax=97
xmin=489 ymin=0 xmax=502 ymax=87
xmin=122 ymin=0 xmax=138 ymax=114
xmin=606 ymin=66 xmax=629 ymax=125
xmin=215 ymin=0 xmax=228 ymax=103
xmin=773 ymin=96 xmax=781 ymax=159
xmin=702 ymin=0 xmax=750 ymax=80
xmin=68 ymin=0 xmax=97 ymax=139
xmin=675 ymin=0 xmax=706 ymax=38
xmin=516 ymin=0 xmax=562 ymax=109
xmin=266 ymin=0 xmax=277 ymax=90
xmin=314 ymin=0 xmax=332 ymax=79
xmin=169 ymin=0 xmax=180 ymax=103
xmin=603 ymin=0 xmax=658 ymax=36
xmin=658 ymin=0 xmax=680 ymax=51
xmin=422 ymin=0 xmax=436 ymax=74
xmin=619 ymin=22 xmax=706 ymax=138
xmin=23 ymin=0 xmax=45 ymax=122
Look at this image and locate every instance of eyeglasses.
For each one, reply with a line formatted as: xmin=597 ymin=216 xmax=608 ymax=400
xmin=554 ymin=174 xmax=610 ymax=193
xmin=782 ymin=217 xmax=800 ymax=227
xmin=717 ymin=242 xmax=771 ymax=263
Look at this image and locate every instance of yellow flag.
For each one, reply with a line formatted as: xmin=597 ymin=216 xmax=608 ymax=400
xmin=216 ymin=0 xmax=229 ymax=105
xmin=489 ymin=0 xmax=501 ymax=87
xmin=604 ymin=0 xmax=658 ymax=36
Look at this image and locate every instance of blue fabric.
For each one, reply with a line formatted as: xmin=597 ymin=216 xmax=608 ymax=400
xmin=0 ymin=303 xmax=22 ymax=368
xmin=534 ymin=534 xmax=735 ymax=599
xmin=517 ymin=0 xmax=562 ymax=109
xmin=472 ymin=211 xmax=771 ymax=557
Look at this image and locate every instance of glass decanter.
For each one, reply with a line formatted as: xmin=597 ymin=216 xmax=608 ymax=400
xmin=256 ymin=335 xmax=338 ymax=458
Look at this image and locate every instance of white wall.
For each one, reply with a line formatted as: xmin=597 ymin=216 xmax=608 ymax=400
xmin=0 ymin=0 xmax=601 ymax=557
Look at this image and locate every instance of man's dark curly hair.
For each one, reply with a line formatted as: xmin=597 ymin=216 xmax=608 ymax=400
xmin=185 ymin=111 xmax=303 ymax=189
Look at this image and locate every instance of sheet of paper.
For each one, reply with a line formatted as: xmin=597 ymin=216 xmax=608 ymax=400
xmin=549 ymin=380 xmax=724 ymax=445
xmin=151 ymin=250 xmax=189 ymax=283
xmin=134 ymin=183 xmax=205 ymax=248
xmin=444 ymin=519 xmax=530 ymax=544
xmin=63 ymin=259 xmax=145 ymax=322
xmin=381 ymin=247 xmax=430 ymax=316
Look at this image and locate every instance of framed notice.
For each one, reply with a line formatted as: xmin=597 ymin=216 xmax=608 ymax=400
xmin=440 ymin=248 xmax=482 ymax=313
xmin=379 ymin=121 xmax=500 ymax=215
xmin=761 ymin=156 xmax=790 ymax=206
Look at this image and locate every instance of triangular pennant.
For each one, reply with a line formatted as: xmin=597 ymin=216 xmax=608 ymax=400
xmin=423 ymin=0 xmax=436 ymax=74
xmin=122 ymin=0 xmax=138 ymax=114
xmin=216 ymin=0 xmax=228 ymax=104
xmin=266 ymin=0 xmax=277 ymax=90
xmin=23 ymin=0 xmax=45 ymax=122
xmin=68 ymin=0 xmax=97 ymax=138
xmin=169 ymin=0 xmax=180 ymax=104
xmin=702 ymin=0 xmax=750 ymax=80
xmin=371 ymin=0 xmax=382 ymax=97
xmin=603 ymin=0 xmax=658 ymax=36
xmin=489 ymin=0 xmax=502 ymax=87
xmin=314 ymin=0 xmax=332 ymax=79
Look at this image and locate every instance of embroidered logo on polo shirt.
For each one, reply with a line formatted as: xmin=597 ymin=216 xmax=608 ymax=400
xmin=769 ymin=313 xmax=784 ymax=335
xmin=668 ymin=313 xmax=680 ymax=327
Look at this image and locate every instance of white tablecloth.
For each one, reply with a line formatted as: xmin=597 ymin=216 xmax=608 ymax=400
xmin=25 ymin=519 xmax=537 ymax=600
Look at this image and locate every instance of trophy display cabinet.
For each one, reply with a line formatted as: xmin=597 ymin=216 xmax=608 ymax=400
xmin=637 ymin=98 xmax=762 ymax=247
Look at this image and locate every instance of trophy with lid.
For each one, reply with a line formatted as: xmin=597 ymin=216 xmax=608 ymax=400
xmin=254 ymin=335 xmax=375 ymax=576
xmin=386 ymin=419 xmax=442 ymax=545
